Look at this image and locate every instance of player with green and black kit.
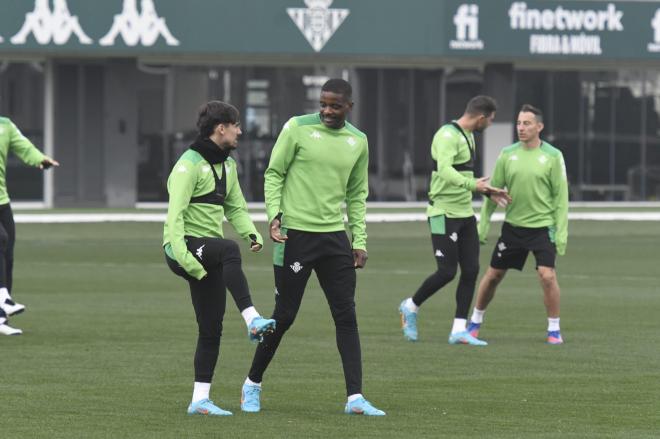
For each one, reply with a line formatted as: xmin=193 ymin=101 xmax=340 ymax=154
xmin=240 ymin=79 xmax=385 ymax=416
xmin=0 ymin=117 xmax=59 ymax=336
xmin=398 ymin=96 xmax=510 ymax=345
xmin=469 ymin=104 xmax=569 ymax=344
xmin=163 ymin=101 xmax=275 ymax=416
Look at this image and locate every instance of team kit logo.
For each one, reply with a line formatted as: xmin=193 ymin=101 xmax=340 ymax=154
xmin=0 ymin=0 xmax=179 ymax=47
xmin=287 ymin=0 xmax=350 ymax=52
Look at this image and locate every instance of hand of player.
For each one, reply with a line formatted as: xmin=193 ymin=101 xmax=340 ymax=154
xmin=269 ymin=218 xmax=287 ymax=243
xmin=249 ymin=234 xmax=263 ymax=252
xmin=478 ymin=232 xmax=488 ymax=245
xmin=39 ymin=157 xmax=60 ymax=170
xmin=475 ymin=177 xmax=491 ymax=194
xmin=556 ymin=240 xmax=567 ymax=256
xmin=353 ymin=249 xmax=368 ymax=269
xmin=489 ymin=191 xmax=512 ymax=208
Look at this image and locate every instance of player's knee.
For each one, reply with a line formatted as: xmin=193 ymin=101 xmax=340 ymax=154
xmin=460 ymin=264 xmax=480 ymax=282
xmin=331 ymin=305 xmax=357 ymax=329
xmin=198 ymin=333 xmax=221 ymax=347
xmin=435 ymin=265 xmax=458 ymax=282
xmin=487 ymin=268 xmax=506 ymax=285
xmin=537 ymin=268 xmax=556 ymax=285
xmin=198 ymin=321 xmax=223 ymax=339
xmin=273 ymin=311 xmax=296 ymax=331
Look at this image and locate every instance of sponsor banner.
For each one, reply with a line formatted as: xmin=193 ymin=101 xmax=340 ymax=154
xmin=445 ymin=0 xmax=660 ymax=59
xmin=0 ymin=0 xmax=658 ymax=60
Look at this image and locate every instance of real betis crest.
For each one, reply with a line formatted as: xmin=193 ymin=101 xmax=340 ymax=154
xmin=287 ymin=0 xmax=350 ymax=52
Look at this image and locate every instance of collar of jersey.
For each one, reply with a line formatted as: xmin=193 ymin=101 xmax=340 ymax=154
xmin=190 ymin=137 xmax=230 ymax=164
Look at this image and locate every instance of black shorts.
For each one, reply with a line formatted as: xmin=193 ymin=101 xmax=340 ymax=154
xmin=490 ymin=222 xmax=556 ymax=271
xmin=428 ymin=215 xmax=479 ymax=273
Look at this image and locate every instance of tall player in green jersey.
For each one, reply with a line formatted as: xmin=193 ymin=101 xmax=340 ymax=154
xmin=398 ymin=96 xmax=510 ymax=346
xmin=241 ymin=79 xmax=385 ymax=416
xmin=0 ymin=117 xmax=58 ymax=335
xmin=468 ymin=104 xmax=569 ymax=344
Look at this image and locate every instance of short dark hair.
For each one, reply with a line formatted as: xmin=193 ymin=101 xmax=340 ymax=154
xmin=321 ymin=78 xmax=352 ymax=100
xmin=465 ymin=95 xmax=497 ymax=117
xmin=197 ymin=101 xmax=240 ymax=137
xmin=519 ymin=104 xmax=544 ymax=123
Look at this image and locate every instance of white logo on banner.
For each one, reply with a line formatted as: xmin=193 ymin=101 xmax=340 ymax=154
xmin=11 ymin=0 xmax=92 ymax=45
xmin=287 ymin=0 xmax=350 ymax=52
xmin=0 ymin=36 xmax=3 ymax=43
xmin=450 ymin=4 xmax=484 ymax=50
xmin=648 ymin=9 xmax=660 ymax=52
xmin=100 ymin=0 xmax=180 ymax=47
xmin=509 ymin=2 xmax=624 ymax=56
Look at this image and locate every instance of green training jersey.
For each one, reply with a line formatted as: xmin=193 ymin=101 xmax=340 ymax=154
xmin=479 ymin=141 xmax=569 ymax=254
xmin=426 ymin=123 xmax=479 ymax=219
xmin=163 ymin=150 xmax=263 ymax=280
xmin=264 ymin=113 xmax=369 ymax=250
xmin=0 ymin=117 xmax=46 ymax=204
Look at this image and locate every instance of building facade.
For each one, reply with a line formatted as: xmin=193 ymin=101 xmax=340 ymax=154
xmin=1 ymin=0 xmax=659 ymax=206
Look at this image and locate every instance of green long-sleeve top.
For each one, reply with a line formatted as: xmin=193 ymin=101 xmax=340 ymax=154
xmin=163 ymin=150 xmax=263 ymax=280
xmin=264 ymin=113 xmax=369 ymax=250
xmin=426 ymin=123 xmax=479 ymax=219
xmin=0 ymin=117 xmax=46 ymax=204
xmin=478 ymin=141 xmax=569 ymax=254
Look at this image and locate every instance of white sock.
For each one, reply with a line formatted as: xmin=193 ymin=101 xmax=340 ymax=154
xmin=192 ymin=382 xmax=211 ymax=403
xmin=471 ymin=308 xmax=485 ymax=324
xmin=244 ymin=377 xmax=261 ymax=387
xmin=404 ymin=298 xmax=419 ymax=313
xmin=347 ymin=393 xmax=363 ymax=403
xmin=0 ymin=287 xmax=10 ymax=302
xmin=548 ymin=318 xmax=560 ymax=332
xmin=0 ymin=316 xmax=6 ymax=325
xmin=451 ymin=318 xmax=467 ymax=334
xmin=241 ymin=306 xmax=260 ymax=327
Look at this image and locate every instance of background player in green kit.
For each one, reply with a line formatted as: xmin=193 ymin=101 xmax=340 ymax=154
xmin=240 ymin=79 xmax=385 ymax=416
xmin=398 ymin=96 xmax=510 ymax=346
xmin=468 ymin=104 xmax=569 ymax=345
xmin=164 ymin=101 xmax=275 ymax=416
xmin=0 ymin=117 xmax=58 ymax=336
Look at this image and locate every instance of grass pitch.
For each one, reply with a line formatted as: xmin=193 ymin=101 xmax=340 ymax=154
xmin=1 ymin=220 xmax=659 ymax=438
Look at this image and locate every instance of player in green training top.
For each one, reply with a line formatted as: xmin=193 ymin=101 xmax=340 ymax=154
xmin=163 ymin=101 xmax=275 ymax=416
xmin=240 ymin=79 xmax=385 ymax=416
xmin=0 ymin=117 xmax=58 ymax=336
xmin=398 ymin=96 xmax=510 ymax=346
xmin=468 ymin=104 xmax=569 ymax=345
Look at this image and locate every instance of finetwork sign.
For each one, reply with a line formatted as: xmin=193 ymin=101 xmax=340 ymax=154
xmin=508 ymin=2 xmax=624 ymax=56
xmin=287 ymin=0 xmax=350 ymax=52
xmin=0 ymin=0 xmax=179 ymax=47
xmin=450 ymin=4 xmax=483 ymax=50
xmin=648 ymin=9 xmax=660 ymax=53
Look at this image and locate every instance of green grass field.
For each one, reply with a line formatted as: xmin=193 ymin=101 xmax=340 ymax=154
xmin=1 ymin=220 xmax=659 ymax=438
